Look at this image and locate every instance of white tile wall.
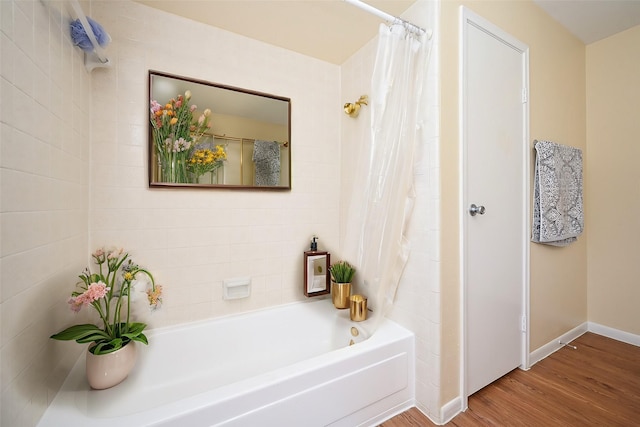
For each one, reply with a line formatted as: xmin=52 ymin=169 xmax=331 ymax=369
xmin=340 ymin=0 xmax=442 ymax=419
xmin=88 ymin=0 xmax=342 ymax=328
xmin=1 ymin=0 xmax=442 ymax=425
xmin=1 ymin=1 xmax=91 ymax=426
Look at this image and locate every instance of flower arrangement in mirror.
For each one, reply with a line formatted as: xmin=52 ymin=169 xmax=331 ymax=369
xmin=188 ymin=144 xmax=227 ymax=183
xmin=150 ymin=90 xmax=226 ymax=183
xmin=329 ymin=260 xmax=356 ymax=284
xmin=50 ymin=247 xmax=163 ymax=355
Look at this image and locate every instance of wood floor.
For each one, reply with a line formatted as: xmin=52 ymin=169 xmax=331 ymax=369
xmin=380 ymin=333 xmax=640 ymax=426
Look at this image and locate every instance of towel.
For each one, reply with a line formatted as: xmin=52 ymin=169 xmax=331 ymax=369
xmin=252 ymin=140 xmax=281 ymax=186
xmin=532 ymin=140 xmax=583 ymax=246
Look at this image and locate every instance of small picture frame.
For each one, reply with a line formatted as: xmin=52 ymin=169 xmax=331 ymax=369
xmin=303 ymin=251 xmax=330 ymax=297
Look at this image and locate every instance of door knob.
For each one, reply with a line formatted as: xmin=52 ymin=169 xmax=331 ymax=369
xmin=469 ymin=204 xmax=486 ymax=216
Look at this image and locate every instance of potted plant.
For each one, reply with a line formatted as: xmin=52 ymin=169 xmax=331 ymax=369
xmin=50 ymin=247 xmax=163 ymax=389
xmin=329 ymin=260 xmax=356 ymax=309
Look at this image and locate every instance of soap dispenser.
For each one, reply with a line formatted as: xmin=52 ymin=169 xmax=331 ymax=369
xmin=303 ymin=236 xmax=330 ymax=297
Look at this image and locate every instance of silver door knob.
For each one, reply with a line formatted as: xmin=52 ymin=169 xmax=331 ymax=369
xmin=469 ymin=204 xmax=486 ymax=216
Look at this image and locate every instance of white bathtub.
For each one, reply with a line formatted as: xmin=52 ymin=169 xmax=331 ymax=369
xmin=38 ymin=299 xmax=415 ymax=427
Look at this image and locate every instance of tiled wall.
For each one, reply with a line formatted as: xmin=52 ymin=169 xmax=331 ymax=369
xmin=340 ymin=0 xmax=441 ymax=419
xmin=1 ymin=1 xmax=92 ymax=425
xmin=89 ymin=0 xmax=342 ymax=328
xmin=400 ymin=2 xmax=441 ymax=418
xmin=1 ymin=0 xmax=440 ymax=425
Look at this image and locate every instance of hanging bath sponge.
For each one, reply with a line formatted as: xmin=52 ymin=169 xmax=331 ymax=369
xmin=70 ymin=16 xmax=110 ymax=52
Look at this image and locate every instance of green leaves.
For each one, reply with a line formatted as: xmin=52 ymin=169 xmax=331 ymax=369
xmin=91 ymin=339 xmax=123 ymax=355
xmin=129 ymin=333 xmax=149 ymax=346
xmin=329 ymin=260 xmax=356 ymax=283
xmin=119 ymin=322 xmax=148 ymax=344
xmin=124 ymin=322 xmax=146 ymax=336
xmin=51 ymin=322 xmax=149 ymax=355
xmin=50 ymin=324 xmax=110 ymax=342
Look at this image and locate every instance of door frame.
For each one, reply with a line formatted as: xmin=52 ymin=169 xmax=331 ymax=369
xmin=458 ymin=6 xmax=531 ymax=409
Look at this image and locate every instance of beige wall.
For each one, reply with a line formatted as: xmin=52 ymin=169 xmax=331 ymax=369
xmin=440 ymin=0 xmax=587 ymax=405
xmin=586 ymin=25 xmax=640 ymax=335
xmin=210 ymin=113 xmax=288 ymax=142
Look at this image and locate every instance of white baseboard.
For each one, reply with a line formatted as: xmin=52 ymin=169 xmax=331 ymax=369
xmin=411 ymin=400 xmax=460 ymax=426
xmin=363 ymin=399 xmax=415 ymax=427
xmin=588 ymin=322 xmax=640 ymax=347
xmin=529 ymin=322 xmax=640 ymax=367
xmin=529 ymin=322 xmax=588 ymax=366
xmin=440 ymin=397 xmax=463 ymax=425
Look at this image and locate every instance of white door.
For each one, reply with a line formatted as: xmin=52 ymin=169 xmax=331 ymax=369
xmin=461 ymin=8 xmax=530 ymax=397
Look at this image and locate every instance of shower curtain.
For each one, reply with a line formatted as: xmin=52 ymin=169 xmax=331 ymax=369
xmin=344 ymin=23 xmax=430 ymax=330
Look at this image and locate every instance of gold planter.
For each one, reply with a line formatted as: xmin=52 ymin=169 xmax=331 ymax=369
xmin=350 ymin=295 xmax=368 ymax=322
xmin=331 ymin=282 xmax=351 ymax=309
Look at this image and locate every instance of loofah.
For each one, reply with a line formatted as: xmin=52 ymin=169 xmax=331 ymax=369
xmin=70 ymin=16 xmax=110 ymax=52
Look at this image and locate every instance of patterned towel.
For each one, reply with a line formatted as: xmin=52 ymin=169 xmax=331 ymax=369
xmin=252 ymin=140 xmax=281 ymax=186
xmin=532 ymin=140 xmax=584 ymax=246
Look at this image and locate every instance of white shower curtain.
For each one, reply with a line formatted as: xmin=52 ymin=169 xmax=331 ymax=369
xmin=344 ymin=23 xmax=430 ymax=330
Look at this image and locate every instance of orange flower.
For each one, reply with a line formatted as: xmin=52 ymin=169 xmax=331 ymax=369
xmin=170 ymin=117 xmax=178 ymax=125
xmin=147 ymin=285 xmax=163 ymax=308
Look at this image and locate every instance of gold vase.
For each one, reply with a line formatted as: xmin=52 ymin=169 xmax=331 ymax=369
xmin=86 ymin=342 xmax=137 ymax=390
xmin=349 ymin=294 xmax=368 ymax=322
xmin=331 ymin=282 xmax=351 ymax=309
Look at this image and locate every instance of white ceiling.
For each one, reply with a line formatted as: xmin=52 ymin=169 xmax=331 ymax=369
xmin=533 ymin=0 xmax=640 ymax=44
xmin=135 ymin=0 xmax=640 ymax=64
xmin=134 ymin=0 xmax=415 ymax=65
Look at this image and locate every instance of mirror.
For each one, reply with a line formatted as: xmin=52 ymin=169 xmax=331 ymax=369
xmin=148 ymin=71 xmax=291 ymax=189
xmin=303 ymin=251 xmax=330 ymax=297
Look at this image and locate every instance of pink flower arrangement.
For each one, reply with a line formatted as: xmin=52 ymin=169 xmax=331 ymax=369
xmin=51 ymin=247 xmax=163 ymax=355
xmin=68 ymin=281 xmax=110 ymax=312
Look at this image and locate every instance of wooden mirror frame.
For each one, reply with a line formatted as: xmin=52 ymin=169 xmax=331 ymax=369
xmin=148 ymin=70 xmax=291 ymax=189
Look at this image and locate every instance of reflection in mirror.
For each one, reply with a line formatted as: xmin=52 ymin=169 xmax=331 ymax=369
xmin=304 ymin=251 xmax=330 ymax=297
xmin=148 ymin=71 xmax=291 ymax=189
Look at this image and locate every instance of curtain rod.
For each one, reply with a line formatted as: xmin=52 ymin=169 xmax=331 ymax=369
xmin=212 ymin=134 xmax=289 ymax=148
xmin=343 ymin=0 xmax=433 ymax=39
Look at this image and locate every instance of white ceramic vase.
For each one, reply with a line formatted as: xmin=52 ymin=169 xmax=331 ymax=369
xmin=86 ymin=342 xmax=137 ymax=390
